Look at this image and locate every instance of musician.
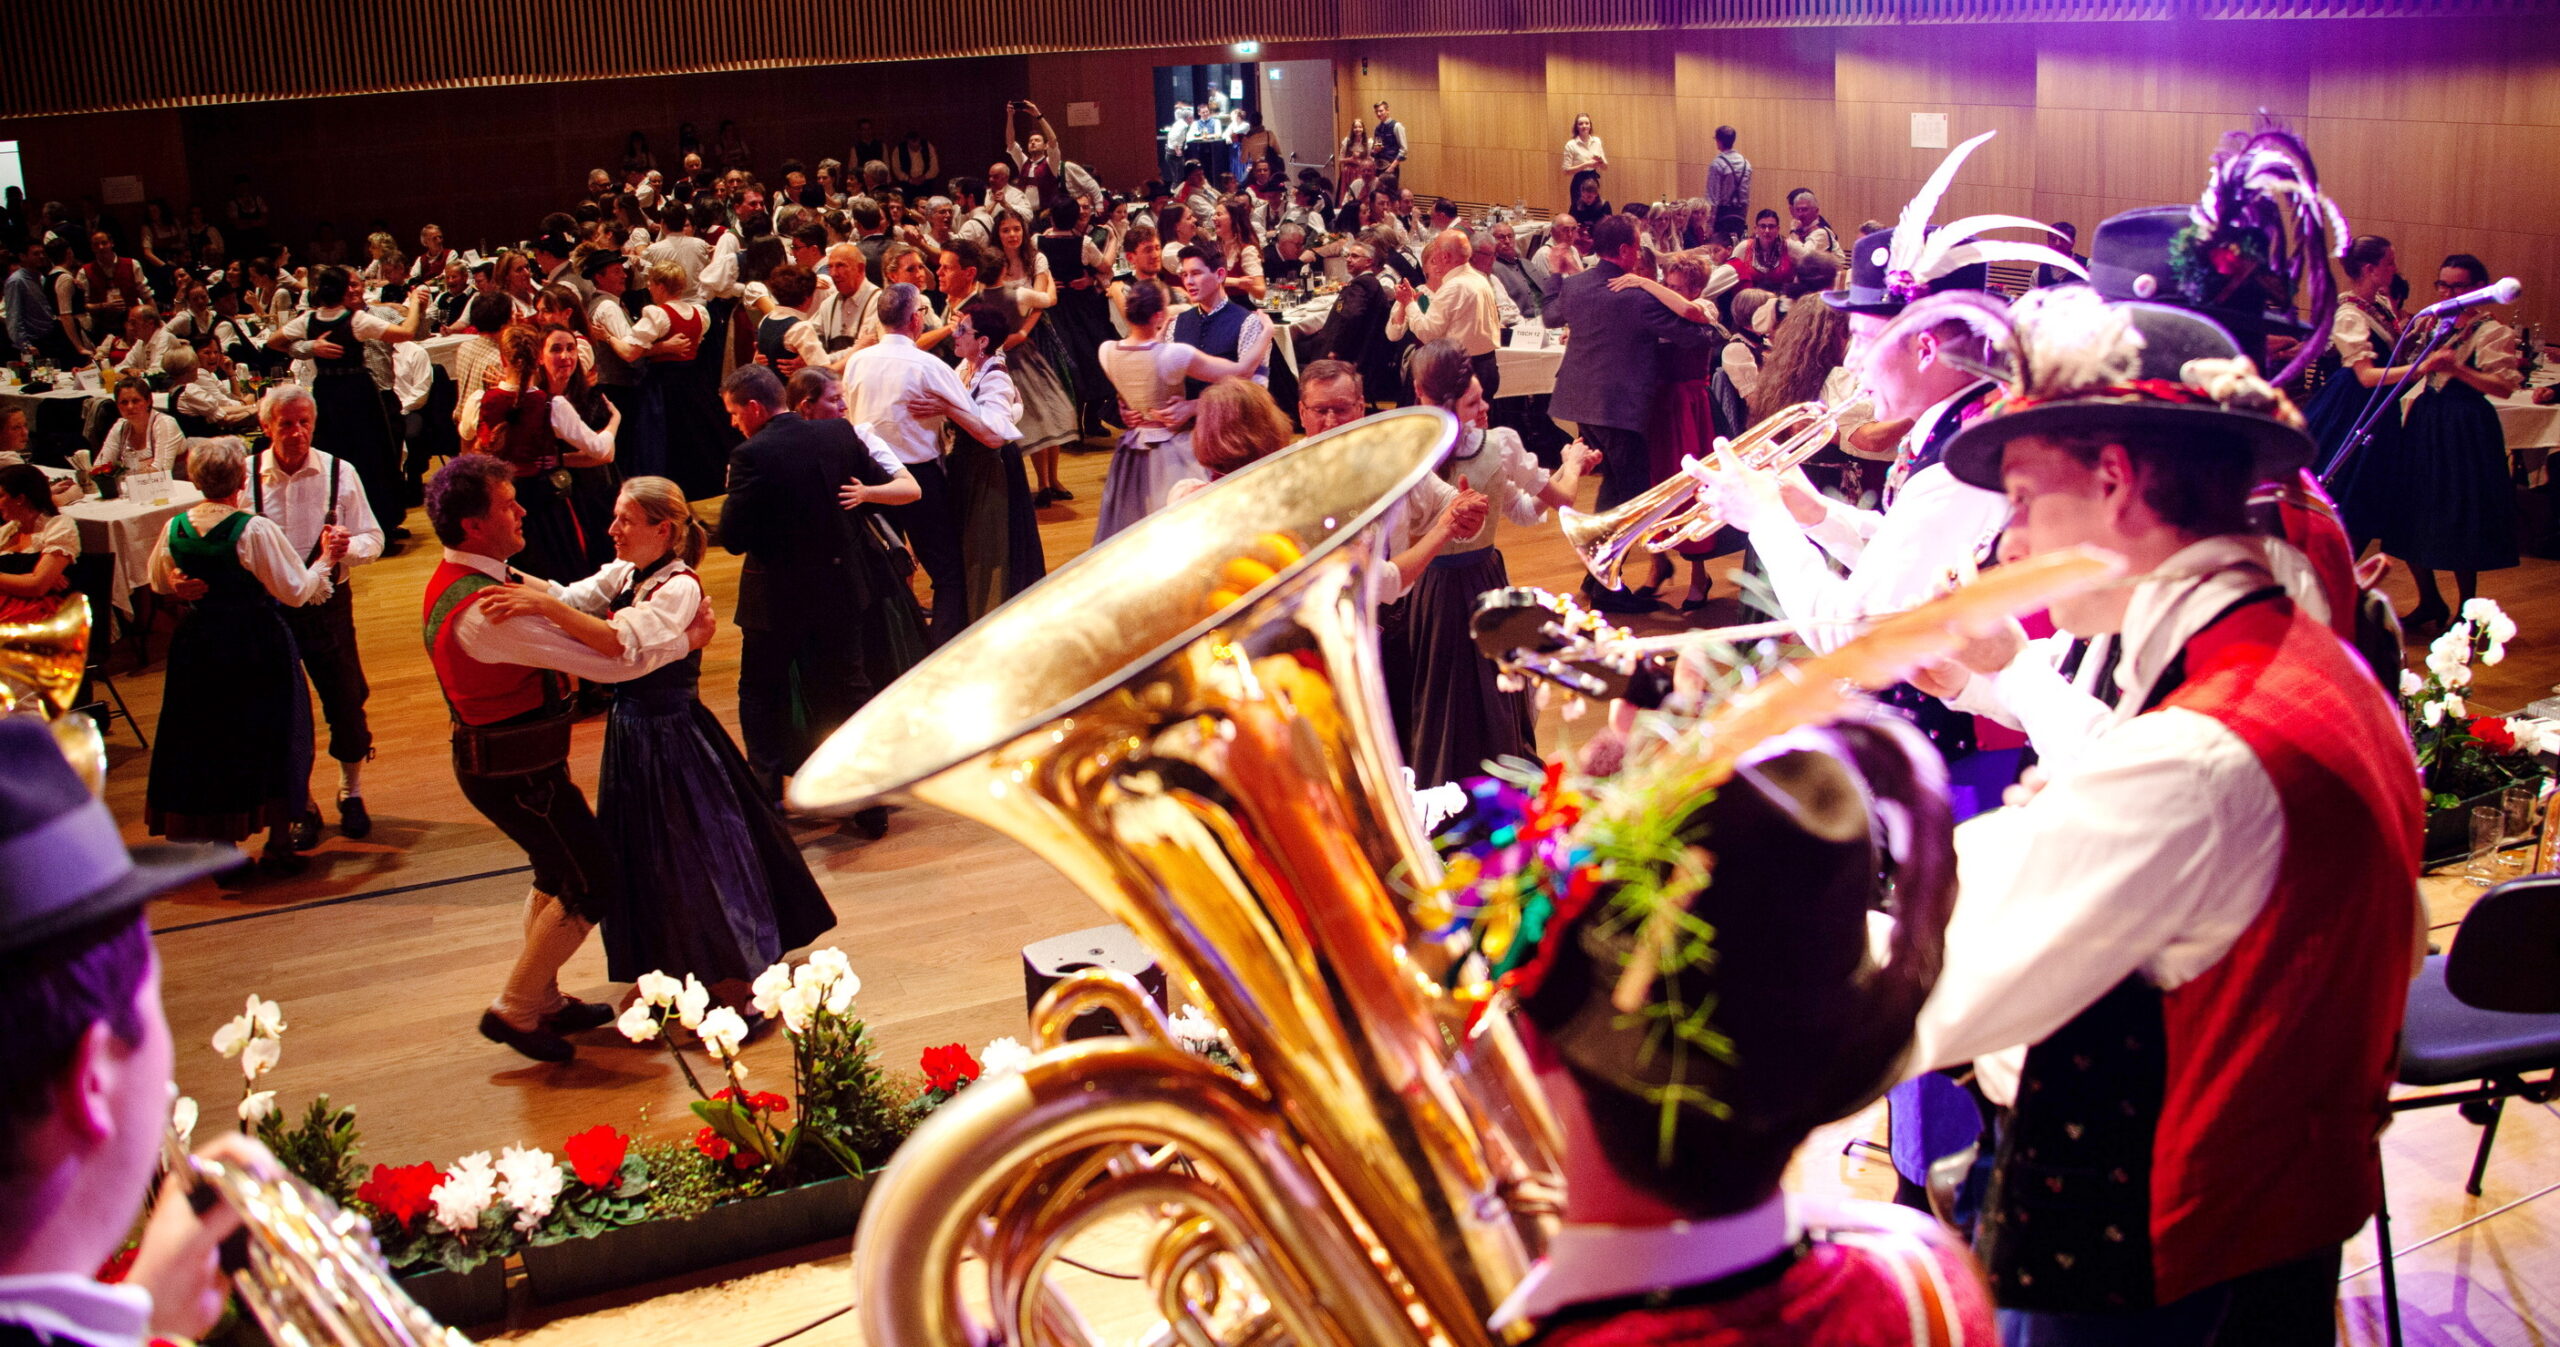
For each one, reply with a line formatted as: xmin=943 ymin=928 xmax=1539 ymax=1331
xmin=421 ymin=455 xmax=715 ymax=1063
xmin=1908 ymin=290 xmax=2421 ymax=1344
xmin=1486 ymin=715 xmax=1995 ymax=1344
xmin=0 ymin=718 xmax=272 ymax=1347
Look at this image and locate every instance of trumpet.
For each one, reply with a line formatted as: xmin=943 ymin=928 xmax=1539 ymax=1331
xmin=1559 ymin=400 xmax=1840 ymax=589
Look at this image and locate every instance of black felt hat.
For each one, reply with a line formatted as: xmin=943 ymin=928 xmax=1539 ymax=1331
xmin=2086 ymin=206 xmax=2315 ymax=346
xmin=1941 ymin=294 xmax=2317 ymax=493
xmin=0 ymin=718 xmax=237 ymax=954
xmin=1822 ymin=227 xmax=1989 ymax=317
xmin=1509 ymin=718 xmax=1957 ymax=1215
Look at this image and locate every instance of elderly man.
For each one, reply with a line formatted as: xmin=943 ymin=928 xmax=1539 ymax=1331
xmin=812 ymin=243 xmax=880 ymax=363
xmin=843 ymin=282 xmax=1013 ymax=643
xmin=1299 ymin=235 xmax=1398 ymax=406
xmin=1482 ymin=222 xmax=1546 ymax=324
xmin=236 ymin=383 xmax=383 ymax=840
xmin=160 ymin=345 xmax=256 ymax=430
xmin=1388 ymin=229 xmax=1505 ymax=400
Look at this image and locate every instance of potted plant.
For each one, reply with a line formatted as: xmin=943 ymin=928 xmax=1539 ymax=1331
xmin=2401 ymin=600 xmax=2547 ymax=865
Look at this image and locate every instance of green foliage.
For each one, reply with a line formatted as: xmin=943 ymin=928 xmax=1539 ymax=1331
xmin=636 ymin=1139 xmax=724 ymax=1222
xmin=536 ymin=1154 xmax=654 ymax=1246
xmin=792 ymin=1014 xmax=912 ymax=1175
xmin=256 ymin=1094 xmax=361 ymax=1206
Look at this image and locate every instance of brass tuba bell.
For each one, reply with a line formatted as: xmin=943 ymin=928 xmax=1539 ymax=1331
xmin=791 ymin=407 xmax=1562 ymax=1347
xmin=0 ymin=592 xmax=105 ymax=792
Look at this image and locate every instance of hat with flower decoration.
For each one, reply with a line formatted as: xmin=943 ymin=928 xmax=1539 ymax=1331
xmin=1939 ymin=284 xmax=2318 ymax=492
xmin=1825 ymin=131 xmax=2086 ymax=318
xmin=1437 ymin=716 xmax=1957 ymax=1215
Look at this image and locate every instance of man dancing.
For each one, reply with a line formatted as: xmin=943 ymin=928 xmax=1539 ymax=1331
xmin=420 ymin=455 xmax=713 ymax=1062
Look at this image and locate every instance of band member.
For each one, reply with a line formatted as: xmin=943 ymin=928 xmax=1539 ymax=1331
xmin=0 ymin=718 xmax=278 ymax=1347
xmin=421 ymin=455 xmax=713 ymax=1063
xmin=1476 ymin=715 xmax=1993 ymax=1343
xmin=243 ymin=384 xmax=383 ymax=841
xmin=1912 ymin=288 xmax=2420 ymax=1343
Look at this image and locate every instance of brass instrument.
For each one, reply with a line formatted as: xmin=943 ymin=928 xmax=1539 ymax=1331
xmin=790 ymin=407 xmax=1563 ymax=1346
xmin=0 ymin=592 xmax=105 ymax=792
xmin=182 ymin=1153 xmax=468 ymax=1347
xmin=1559 ymin=400 xmax=1840 ymax=589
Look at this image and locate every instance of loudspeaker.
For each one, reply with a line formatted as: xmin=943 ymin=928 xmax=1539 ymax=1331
xmin=1021 ymin=924 xmax=1167 ymax=1041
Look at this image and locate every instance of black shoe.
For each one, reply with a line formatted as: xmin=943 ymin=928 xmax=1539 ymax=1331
xmin=338 ymin=795 xmax=372 ymax=839
xmin=544 ymin=998 xmax=616 ymax=1035
xmin=257 ymin=848 xmax=308 ymax=877
xmin=388 ymin=525 xmax=412 ymax=543
xmin=479 ymin=1010 xmax=575 ymax=1063
xmin=1033 ymin=487 xmax=1063 ymax=508
xmin=850 ymin=805 xmax=890 ymax=840
xmin=287 ymin=807 xmax=322 ymax=852
xmin=2401 ymin=605 xmax=2451 ymax=635
xmin=1052 ymin=485 xmax=1075 ymax=500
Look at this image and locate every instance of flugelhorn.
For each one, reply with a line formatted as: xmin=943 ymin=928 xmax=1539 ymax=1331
xmin=791 ymin=407 xmax=1562 ymax=1347
xmin=1559 ymin=399 xmax=1839 ymax=589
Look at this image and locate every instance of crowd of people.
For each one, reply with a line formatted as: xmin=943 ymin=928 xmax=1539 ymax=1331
xmin=0 ymin=90 xmax=2536 ymax=1347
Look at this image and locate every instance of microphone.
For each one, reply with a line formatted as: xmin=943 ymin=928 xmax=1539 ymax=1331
xmin=2415 ymin=276 xmax=2521 ymax=319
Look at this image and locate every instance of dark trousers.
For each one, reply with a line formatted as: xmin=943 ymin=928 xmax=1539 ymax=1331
xmin=283 ymin=582 xmax=371 ymax=765
xmin=32 ymin=326 xmax=79 ymax=363
xmin=453 ymin=758 xmax=617 ymax=921
xmin=1997 ymin=1245 xmax=2342 ymax=1346
xmin=398 ymin=409 xmax=429 ymax=492
xmin=1579 ymin=421 xmax=1656 ymax=607
xmin=1471 ymin=349 xmax=1501 ymax=404
xmin=737 ymin=621 xmax=870 ymax=803
xmin=890 ymin=457 xmax=967 ymax=645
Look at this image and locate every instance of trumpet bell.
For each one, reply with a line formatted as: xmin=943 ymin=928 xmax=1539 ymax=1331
xmin=1 ymin=593 xmax=105 ymax=792
xmin=793 ymin=406 xmax=1561 ymax=1347
xmin=1554 ymin=401 xmax=1841 ymax=589
xmin=1557 ymin=473 xmax=1699 ymax=591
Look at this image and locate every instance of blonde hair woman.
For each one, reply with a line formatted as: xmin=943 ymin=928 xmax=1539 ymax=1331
xmin=474 ymin=475 xmax=834 ymax=1007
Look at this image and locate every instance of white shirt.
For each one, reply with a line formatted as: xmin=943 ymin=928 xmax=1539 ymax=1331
xmin=147 ymin=502 xmax=335 ymax=606
xmin=550 ymin=556 xmax=706 ymax=677
xmin=1387 ymin=265 xmax=1502 ymax=356
xmin=248 ymin=447 xmax=384 ymax=569
xmin=114 ymin=325 xmax=176 ymax=373
xmin=1906 ymin=541 xmax=2303 ymax=1096
xmin=441 ymin=547 xmax=691 ymax=681
xmin=275 ymin=305 xmax=399 ymax=350
xmin=843 ymin=332 xmax=974 ymax=465
xmin=699 ymin=232 xmax=744 ymax=299
xmin=392 ymin=341 xmax=433 ymax=412
xmin=98 ymin=412 xmax=184 ymax=473
xmin=644 ymin=234 xmax=713 ymax=301
xmin=1487 ymin=1195 xmax=1795 ymax=1333
xmin=0 ymin=1273 xmax=154 ymax=1347
xmin=171 ymin=371 xmax=253 ymax=424
xmin=588 ymin=290 xmax=640 ymax=362
xmin=1560 ymin=134 xmax=1607 ymax=174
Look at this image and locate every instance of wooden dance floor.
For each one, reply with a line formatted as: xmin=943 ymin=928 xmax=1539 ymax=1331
xmin=107 ymin=440 xmax=2560 ymax=1345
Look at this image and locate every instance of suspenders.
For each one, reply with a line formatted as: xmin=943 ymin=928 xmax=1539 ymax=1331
xmin=251 ymin=449 xmax=343 ymax=568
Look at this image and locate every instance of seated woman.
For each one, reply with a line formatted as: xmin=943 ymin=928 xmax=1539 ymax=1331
xmin=143 ymin=438 xmax=339 ymax=876
xmin=474 ymin=476 xmax=834 ymax=1013
xmin=0 ymin=462 xmax=79 ymax=627
xmin=96 ymin=380 xmax=185 ymax=482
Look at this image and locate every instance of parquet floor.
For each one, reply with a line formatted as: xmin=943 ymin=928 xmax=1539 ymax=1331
xmin=97 ymin=437 xmax=2560 ymax=1345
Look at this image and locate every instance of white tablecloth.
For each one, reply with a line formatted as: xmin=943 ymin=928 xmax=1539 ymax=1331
xmin=1272 ymin=292 xmax=1566 ymax=400
xmin=421 ymin=333 xmax=473 ymax=372
xmin=61 ymin=483 xmax=202 ymax=615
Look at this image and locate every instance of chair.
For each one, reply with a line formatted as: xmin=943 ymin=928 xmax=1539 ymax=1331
xmin=68 ymin=554 xmax=146 ymax=750
xmin=2372 ymin=873 xmax=2560 ymax=1347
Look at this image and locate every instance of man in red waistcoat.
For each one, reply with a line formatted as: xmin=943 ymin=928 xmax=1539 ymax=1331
xmin=420 ymin=456 xmax=715 ymax=1063
xmin=1909 ymin=287 xmax=2423 ymax=1345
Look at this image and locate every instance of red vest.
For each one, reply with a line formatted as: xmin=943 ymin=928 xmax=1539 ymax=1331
xmin=2143 ymin=597 xmax=2419 ymax=1300
xmin=421 ymin=558 xmax=552 ymax=726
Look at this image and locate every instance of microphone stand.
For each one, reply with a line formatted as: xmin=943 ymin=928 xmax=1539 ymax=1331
xmin=2318 ymin=310 xmax=2459 ymax=490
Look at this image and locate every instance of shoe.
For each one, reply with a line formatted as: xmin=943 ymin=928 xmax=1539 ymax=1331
xmin=388 ymin=525 xmax=412 ymax=543
xmin=338 ymin=795 xmax=372 ymax=839
xmin=478 ymin=1010 xmax=575 ymax=1063
xmin=1033 ymin=487 xmax=1064 ymax=508
xmin=850 ymin=805 xmax=890 ymax=840
xmin=544 ymin=998 xmax=616 ymax=1035
xmin=1052 ymin=485 xmax=1075 ymax=500
xmin=287 ymin=807 xmax=322 ymax=852
xmin=1679 ymin=594 xmax=1715 ymax=613
xmin=2401 ymin=606 xmax=2451 ymax=635
xmin=257 ymin=849 xmax=308 ymax=877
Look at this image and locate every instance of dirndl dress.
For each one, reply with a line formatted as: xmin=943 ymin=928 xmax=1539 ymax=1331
xmin=144 ymin=509 xmax=313 ymax=843
xmin=2386 ymin=320 xmax=2520 ymax=573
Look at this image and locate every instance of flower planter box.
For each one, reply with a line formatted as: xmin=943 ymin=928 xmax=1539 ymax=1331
xmin=519 ymin=1172 xmax=872 ymax=1305
xmin=396 ymin=1259 xmax=510 ymax=1328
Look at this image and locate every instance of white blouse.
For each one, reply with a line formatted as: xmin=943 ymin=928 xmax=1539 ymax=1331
xmin=1561 ymin=135 xmax=1606 ymax=174
xmin=2423 ymin=317 xmax=2519 ymax=394
xmin=99 ymin=412 xmax=184 ymax=473
xmin=0 ymin=513 xmax=78 ymax=560
xmin=146 ymin=503 xmax=334 ymax=606
xmin=550 ymin=557 xmax=703 ymax=677
xmin=1437 ymin=426 xmax=1554 ymax=553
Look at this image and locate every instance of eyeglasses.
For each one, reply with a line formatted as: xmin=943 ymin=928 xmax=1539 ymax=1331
xmin=2434 ymin=279 xmax=2460 ymax=292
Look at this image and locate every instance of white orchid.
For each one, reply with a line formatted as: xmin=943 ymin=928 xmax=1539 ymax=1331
xmin=2445 ymin=662 xmax=2473 ymax=690
xmin=749 ymin=963 xmax=795 ymax=1020
xmin=171 ymin=1095 xmax=198 ymax=1150
xmin=2484 ymin=637 xmax=2507 ymax=666
xmin=674 ymin=975 xmax=712 ymax=1030
xmin=237 ymin=1090 xmax=277 ymax=1125
xmin=793 ymin=951 xmax=861 ymax=1017
xmin=978 ymin=1037 xmax=1034 ymax=1080
xmin=2445 ymin=693 xmax=2467 ymax=719
xmin=212 ymin=994 xmax=286 ymax=1058
xmin=805 ymin=947 xmax=854 ymax=987
xmin=616 ymin=1000 xmax=661 ymax=1043
xmin=775 ymin=983 xmax=822 ymax=1036
xmin=494 ymin=1146 xmax=565 ymax=1234
xmin=2422 ymin=699 xmax=2447 ymax=728
xmin=239 ymin=1035 xmax=280 ymax=1082
xmin=2399 ymin=668 xmax=2425 ymax=698
xmin=430 ymin=1152 xmax=499 ymax=1234
xmin=634 ymin=970 xmax=683 ymax=1008
xmin=697 ymin=1007 xmax=750 ymax=1059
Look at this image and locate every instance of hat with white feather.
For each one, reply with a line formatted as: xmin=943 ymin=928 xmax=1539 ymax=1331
xmin=1823 ymin=131 xmax=2086 ymax=317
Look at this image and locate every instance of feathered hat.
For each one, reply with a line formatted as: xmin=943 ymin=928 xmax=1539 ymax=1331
xmin=1825 ymin=131 xmax=2086 ymax=317
xmin=2086 ymin=125 xmax=2350 ymax=384
xmin=1938 ymin=284 xmax=2317 ymax=492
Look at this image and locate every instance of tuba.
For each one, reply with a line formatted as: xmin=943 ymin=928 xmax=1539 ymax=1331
xmin=0 ymin=592 xmax=106 ymax=792
xmin=1559 ymin=399 xmax=1838 ymax=589
xmin=182 ymin=1154 xmax=469 ymax=1347
xmin=791 ymin=407 xmax=1562 ymax=1347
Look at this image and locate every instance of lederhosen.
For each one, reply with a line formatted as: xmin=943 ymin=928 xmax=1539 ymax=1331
xmin=422 ymin=563 xmax=617 ymax=918
xmin=255 ymin=451 xmax=371 ymax=765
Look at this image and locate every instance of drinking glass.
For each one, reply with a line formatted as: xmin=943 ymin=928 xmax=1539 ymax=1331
xmin=2465 ymin=805 xmax=2504 ymax=887
xmin=2504 ymin=783 xmax=2543 ymax=871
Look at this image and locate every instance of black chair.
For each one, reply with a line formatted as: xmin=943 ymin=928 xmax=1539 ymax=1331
xmin=67 ymin=553 xmax=145 ymax=750
xmin=2373 ymin=872 xmax=2560 ymax=1346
